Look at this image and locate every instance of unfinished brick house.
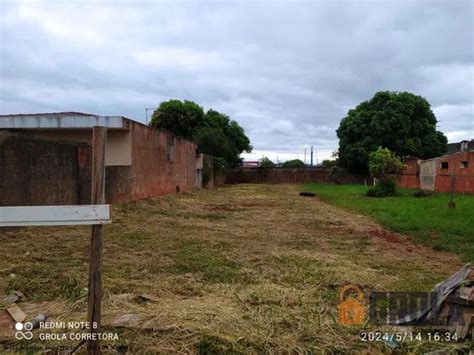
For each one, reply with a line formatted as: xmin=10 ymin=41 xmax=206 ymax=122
xmin=398 ymin=141 xmax=474 ymax=194
xmin=397 ymin=157 xmax=420 ymax=190
xmin=0 ymin=112 xmax=200 ymax=205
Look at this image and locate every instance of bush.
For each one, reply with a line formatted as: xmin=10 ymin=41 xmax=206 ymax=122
xmin=259 ymin=156 xmax=275 ymax=169
xmin=412 ymin=190 xmax=433 ymax=198
xmin=379 ymin=179 xmax=396 ymax=196
xmin=366 ymin=186 xmax=383 ymax=197
xmin=366 ymin=178 xmax=396 ymax=197
xmin=368 ymin=147 xmax=405 ymax=178
xmin=282 ymin=159 xmax=305 ymax=168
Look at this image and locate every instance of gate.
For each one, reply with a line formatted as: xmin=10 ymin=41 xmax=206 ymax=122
xmin=420 ymin=159 xmax=437 ymax=191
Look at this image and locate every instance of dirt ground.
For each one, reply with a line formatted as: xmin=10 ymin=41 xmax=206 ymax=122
xmin=0 ymin=184 xmax=468 ymax=353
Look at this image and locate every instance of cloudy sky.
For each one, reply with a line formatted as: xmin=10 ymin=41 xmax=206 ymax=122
xmin=0 ymin=0 xmax=473 ymax=162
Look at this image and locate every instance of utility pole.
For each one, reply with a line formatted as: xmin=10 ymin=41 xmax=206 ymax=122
xmin=310 ymin=145 xmax=314 ymax=167
xmin=145 ymin=107 xmax=157 ymax=125
xmin=304 ymin=149 xmax=306 ymax=165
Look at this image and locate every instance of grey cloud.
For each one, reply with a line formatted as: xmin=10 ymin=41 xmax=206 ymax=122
xmin=0 ymin=0 xmax=472 ymax=160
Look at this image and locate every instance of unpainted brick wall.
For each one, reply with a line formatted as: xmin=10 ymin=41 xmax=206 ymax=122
xmin=397 ymin=153 xmax=474 ymax=194
xmin=0 ymin=131 xmax=91 ymax=206
xmin=127 ymin=121 xmax=197 ymax=199
xmin=106 ymin=166 xmax=132 ymax=203
xmin=435 ymin=151 xmax=474 ymax=193
xmin=397 ymin=159 xmax=420 ymax=189
xmin=226 ymin=167 xmax=367 ymax=184
xmin=0 ymin=123 xmax=200 ymax=205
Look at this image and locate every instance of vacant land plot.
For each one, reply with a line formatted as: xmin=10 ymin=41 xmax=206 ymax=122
xmin=0 ymin=184 xmax=468 ymax=353
xmin=304 ymin=183 xmax=474 ymax=262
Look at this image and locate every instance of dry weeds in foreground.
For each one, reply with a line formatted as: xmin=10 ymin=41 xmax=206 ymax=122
xmin=0 ymin=184 xmax=467 ymax=353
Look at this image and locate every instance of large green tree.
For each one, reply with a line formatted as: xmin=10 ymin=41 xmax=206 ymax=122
xmin=150 ymin=100 xmax=205 ymax=140
xmin=151 ymin=100 xmax=251 ymax=168
xmin=337 ymin=91 xmax=447 ymax=173
xmin=198 ymin=109 xmax=251 ymax=167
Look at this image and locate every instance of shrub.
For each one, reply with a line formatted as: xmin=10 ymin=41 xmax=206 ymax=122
xmin=368 ymin=147 xmax=405 ymax=179
xmin=412 ymin=190 xmax=433 ymax=198
xmin=379 ymin=178 xmax=397 ymax=196
xmin=366 ymin=185 xmax=383 ymax=197
xmin=259 ymin=156 xmax=275 ymax=169
xmin=282 ymin=159 xmax=305 ymax=168
xmin=365 ymin=148 xmax=403 ymax=197
xmin=366 ymin=179 xmax=396 ymax=197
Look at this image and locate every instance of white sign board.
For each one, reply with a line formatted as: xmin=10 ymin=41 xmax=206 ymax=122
xmin=0 ymin=205 xmax=110 ymax=227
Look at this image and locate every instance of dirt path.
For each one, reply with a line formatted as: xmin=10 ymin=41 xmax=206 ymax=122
xmin=0 ymin=184 xmax=465 ymax=353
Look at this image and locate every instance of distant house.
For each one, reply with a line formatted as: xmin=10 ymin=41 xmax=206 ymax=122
xmin=398 ymin=141 xmax=474 ymax=194
xmin=242 ymin=160 xmax=260 ymax=168
xmin=447 ymin=140 xmax=474 ymax=154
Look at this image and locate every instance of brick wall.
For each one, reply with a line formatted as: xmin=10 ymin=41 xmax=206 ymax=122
xmin=106 ymin=166 xmax=132 ymax=203
xmin=0 ymin=131 xmax=91 ymax=206
xmin=397 ymin=158 xmax=420 ymax=189
xmin=397 ymin=153 xmax=474 ymax=193
xmin=434 ymin=151 xmax=474 ymax=193
xmin=127 ymin=122 xmax=197 ymax=199
xmin=0 ymin=124 xmax=199 ymax=205
xmin=226 ymin=167 xmax=366 ymax=184
xmin=0 ymin=124 xmax=201 ymax=205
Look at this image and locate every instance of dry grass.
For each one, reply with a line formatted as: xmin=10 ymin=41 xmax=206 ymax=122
xmin=0 ymin=184 xmax=468 ymax=353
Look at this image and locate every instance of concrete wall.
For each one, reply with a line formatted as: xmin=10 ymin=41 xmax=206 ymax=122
xmin=194 ymin=154 xmax=226 ymax=189
xmin=127 ymin=121 xmax=197 ymax=199
xmin=420 ymin=160 xmax=437 ymax=191
xmin=195 ymin=153 xmax=204 ymax=188
xmin=0 ymin=131 xmax=91 ymax=206
xmin=17 ymin=129 xmax=132 ymax=166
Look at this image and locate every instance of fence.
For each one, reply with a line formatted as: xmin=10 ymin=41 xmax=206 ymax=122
xmin=226 ymin=167 xmax=367 ymax=185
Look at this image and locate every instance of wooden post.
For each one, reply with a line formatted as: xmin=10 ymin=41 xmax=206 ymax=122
xmin=448 ymin=173 xmax=456 ymax=209
xmin=87 ymin=126 xmax=107 ymax=354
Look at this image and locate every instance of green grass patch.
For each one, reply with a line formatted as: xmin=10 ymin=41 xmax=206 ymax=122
xmin=6 ymin=264 xmax=86 ymax=302
xmin=303 ymin=183 xmax=474 ymax=261
xmin=166 ymin=241 xmax=241 ymax=283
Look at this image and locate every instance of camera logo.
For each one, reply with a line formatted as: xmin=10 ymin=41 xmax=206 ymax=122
xmin=338 ymin=284 xmax=366 ymax=325
xmin=15 ymin=322 xmax=33 ymax=340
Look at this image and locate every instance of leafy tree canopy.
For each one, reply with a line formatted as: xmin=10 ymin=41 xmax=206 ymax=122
xmin=320 ymin=159 xmax=338 ymax=169
xmin=150 ymin=99 xmax=205 ymax=140
xmin=366 ymin=147 xmax=405 ymax=197
xmin=337 ymin=91 xmax=447 ymax=173
xmin=151 ymin=100 xmax=251 ymax=168
xmin=282 ymin=159 xmax=305 ymax=168
xmin=259 ymin=156 xmax=275 ymax=169
xmin=368 ymin=147 xmax=405 ymax=179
